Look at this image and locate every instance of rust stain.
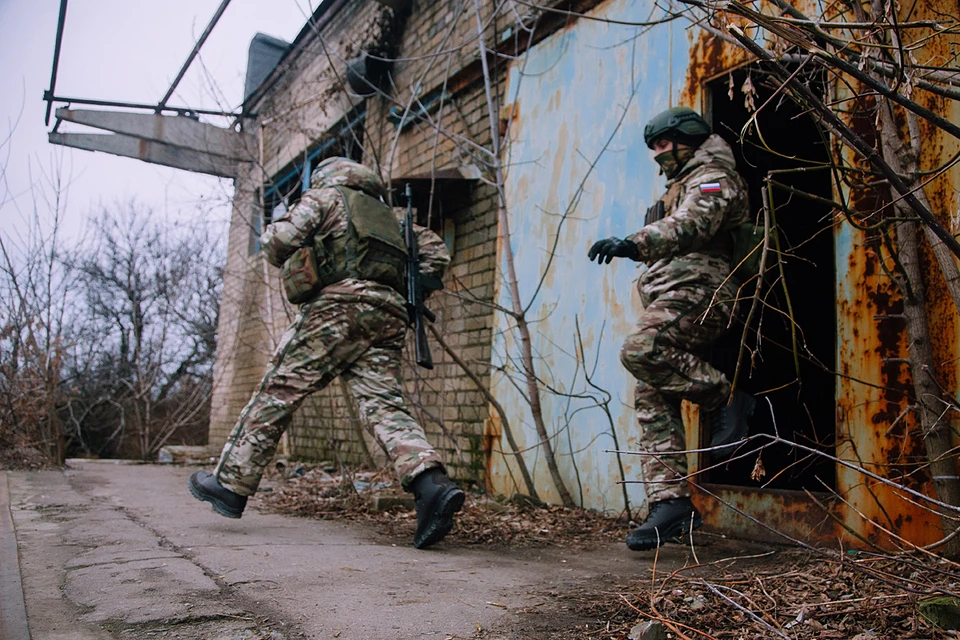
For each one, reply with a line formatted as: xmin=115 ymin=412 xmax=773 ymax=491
xmin=694 ymin=485 xmax=839 ymax=545
xmin=834 ymin=84 xmax=942 ymax=548
xmin=483 ymin=412 xmax=503 ymax=494
xmin=910 ymin=0 xmax=960 ymax=523
xmin=681 ymin=24 xmax=746 ymax=109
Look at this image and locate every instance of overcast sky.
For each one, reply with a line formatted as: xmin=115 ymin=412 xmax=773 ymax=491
xmin=0 ymin=0 xmax=315 ymax=245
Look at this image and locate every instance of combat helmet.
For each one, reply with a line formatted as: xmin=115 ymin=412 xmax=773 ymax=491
xmin=643 ymin=106 xmax=711 ymax=149
xmin=310 ymin=157 xmax=388 ymax=201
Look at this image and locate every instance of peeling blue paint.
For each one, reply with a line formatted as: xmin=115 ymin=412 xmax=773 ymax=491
xmin=491 ymin=0 xmax=693 ymax=513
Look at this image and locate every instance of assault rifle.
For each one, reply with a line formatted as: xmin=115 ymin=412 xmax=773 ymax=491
xmin=404 ymin=183 xmax=443 ymax=369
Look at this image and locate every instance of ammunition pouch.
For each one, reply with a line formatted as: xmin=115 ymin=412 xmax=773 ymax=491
xmin=281 ymin=246 xmax=323 ymax=305
xmin=644 ymin=200 xmax=665 ymax=227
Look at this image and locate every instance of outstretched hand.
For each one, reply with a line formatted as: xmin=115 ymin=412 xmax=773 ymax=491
xmin=587 ymin=237 xmax=639 ymax=264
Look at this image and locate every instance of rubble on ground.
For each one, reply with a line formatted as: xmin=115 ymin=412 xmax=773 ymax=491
xmin=553 ymin=548 xmax=960 ymax=639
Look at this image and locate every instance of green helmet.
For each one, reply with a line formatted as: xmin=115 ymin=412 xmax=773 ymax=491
xmin=310 ymin=157 xmax=387 ymax=201
xmin=643 ymin=107 xmax=711 ymax=149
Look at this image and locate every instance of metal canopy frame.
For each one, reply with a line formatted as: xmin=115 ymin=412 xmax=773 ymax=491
xmin=43 ymin=0 xmax=243 ymax=126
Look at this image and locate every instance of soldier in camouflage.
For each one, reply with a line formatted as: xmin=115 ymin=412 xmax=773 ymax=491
xmin=588 ymin=107 xmax=756 ymax=551
xmin=189 ymin=157 xmax=465 ymax=550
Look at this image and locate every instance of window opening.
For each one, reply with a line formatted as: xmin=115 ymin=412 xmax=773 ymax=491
xmin=258 ymin=108 xmax=366 ymax=248
xmin=391 ymin=169 xmax=477 ymax=259
xmin=703 ymin=64 xmax=837 ymax=492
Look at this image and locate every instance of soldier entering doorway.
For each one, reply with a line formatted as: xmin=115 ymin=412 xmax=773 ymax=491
xmin=588 ymin=107 xmax=757 ymax=550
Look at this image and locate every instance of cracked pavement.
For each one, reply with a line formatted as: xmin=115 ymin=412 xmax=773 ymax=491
xmin=4 ymin=460 xmax=660 ymax=639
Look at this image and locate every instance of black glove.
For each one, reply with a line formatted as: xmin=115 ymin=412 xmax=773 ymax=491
xmin=587 ymin=237 xmax=639 ymax=264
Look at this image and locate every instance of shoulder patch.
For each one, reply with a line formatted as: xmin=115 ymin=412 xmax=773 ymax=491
xmin=699 ymin=181 xmax=723 ymax=194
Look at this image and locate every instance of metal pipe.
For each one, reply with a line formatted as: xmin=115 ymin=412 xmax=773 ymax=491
xmin=47 ymin=94 xmax=244 ymax=118
xmin=44 ymin=0 xmax=70 ymax=126
xmin=157 ymin=0 xmax=232 ymax=111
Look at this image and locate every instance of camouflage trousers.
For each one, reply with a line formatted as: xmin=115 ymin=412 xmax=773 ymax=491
xmin=214 ymin=296 xmax=443 ymax=496
xmin=620 ymin=283 xmax=736 ymax=502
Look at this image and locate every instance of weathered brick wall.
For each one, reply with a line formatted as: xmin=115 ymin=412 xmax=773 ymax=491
xmin=210 ymin=0 xmax=510 ymax=488
xmin=209 ymin=170 xmax=288 ymax=447
xmin=258 ymin=1 xmax=394 ymax=175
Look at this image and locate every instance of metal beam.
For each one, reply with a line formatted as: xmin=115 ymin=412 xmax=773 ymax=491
xmin=55 ymin=108 xmax=255 ymax=161
xmin=47 ymin=95 xmax=243 ymax=118
xmin=44 ymin=0 xmax=70 ymax=126
xmin=158 ymin=0 xmax=232 ymax=111
xmin=49 ymin=132 xmax=239 ymax=178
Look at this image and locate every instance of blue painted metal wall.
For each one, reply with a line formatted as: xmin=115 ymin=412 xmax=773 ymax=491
xmin=490 ymin=0 xmax=694 ymax=512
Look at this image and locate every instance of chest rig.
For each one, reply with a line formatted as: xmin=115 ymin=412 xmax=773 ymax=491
xmin=644 ymin=181 xmax=685 ymax=226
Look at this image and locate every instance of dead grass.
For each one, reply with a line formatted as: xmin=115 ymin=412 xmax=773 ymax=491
xmin=252 ymin=462 xmax=627 ymax=548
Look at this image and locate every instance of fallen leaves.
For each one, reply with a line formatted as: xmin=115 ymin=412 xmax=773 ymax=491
xmin=560 ymin=549 xmax=960 ymax=639
xmin=253 ymin=462 xmax=628 ymax=548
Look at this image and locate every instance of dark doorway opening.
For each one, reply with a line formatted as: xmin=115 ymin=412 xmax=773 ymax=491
xmin=703 ymin=64 xmax=837 ymax=492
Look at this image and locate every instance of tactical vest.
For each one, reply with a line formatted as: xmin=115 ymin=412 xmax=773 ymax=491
xmin=281 ymin=187 xmax=408 ymax=304
xmin=644 ymin=176 xmax=762 ymax=279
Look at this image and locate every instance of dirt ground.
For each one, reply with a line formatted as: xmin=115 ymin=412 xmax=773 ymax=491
xmin=4 ymin=458 xmax=960 ymax=639
xmin=255 ymin=463 xmax=960 ymax=639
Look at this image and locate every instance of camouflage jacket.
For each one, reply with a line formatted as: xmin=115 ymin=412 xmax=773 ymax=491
xmin=626 ymin=134 xmax=750 ymax=303
xmin=261 ymin=165 xmax=450 ymax=316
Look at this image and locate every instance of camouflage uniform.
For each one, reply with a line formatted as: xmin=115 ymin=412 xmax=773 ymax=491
xmin=214 ymin=161 xmax=450 ymax=497
xmin=620 ymin=134 xmax=749 ymax=502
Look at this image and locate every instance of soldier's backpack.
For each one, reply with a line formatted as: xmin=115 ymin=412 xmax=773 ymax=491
xmin=281 ymin=186 xmax=408 ymax=304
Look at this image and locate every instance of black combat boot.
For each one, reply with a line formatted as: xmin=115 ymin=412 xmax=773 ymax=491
xmin=625 ymin=497 xmax=702 ymax=551
xmin=708 ymin=389 xmax=756 ymax=459
xmin=409 ymin=468 xmax=465 ymax=549
xmin=188 ymin=471 xmax=247 ymax=519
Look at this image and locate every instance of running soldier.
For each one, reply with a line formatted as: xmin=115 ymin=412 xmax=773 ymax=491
xmin=189 ymin=157 xmax=464 ymax=550
xmin=587 ymin=107 xmax=756 ymax=550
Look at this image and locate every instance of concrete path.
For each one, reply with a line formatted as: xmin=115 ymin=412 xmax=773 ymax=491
xmin=1 ymin=460 xmax=749 ymax=639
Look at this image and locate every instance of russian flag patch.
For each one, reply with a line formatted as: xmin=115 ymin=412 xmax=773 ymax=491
xmin=699 ymin=182 xmax=723 ymax=194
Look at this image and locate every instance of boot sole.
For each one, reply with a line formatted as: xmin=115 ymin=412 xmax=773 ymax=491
xmin=626 ymin=513 xmax=703 ymax=551
xmin=188 ymin=473 xmax=244 ymax=519
xmin=414 ymin=487 xmax=465 ymax=549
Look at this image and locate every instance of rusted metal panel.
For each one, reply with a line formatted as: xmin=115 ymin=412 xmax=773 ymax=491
xmin=830 ymin=56 xmax=950 ymax=548
xmin=696 ymin=485 xmax=839 ymax=545
xmin=491 ymin=0 xmax=691 ymax=513
xmin=833 ymin=217 xmax=942 ymax=548
xmin=910 ymin=2 xmax=960 ymax=430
